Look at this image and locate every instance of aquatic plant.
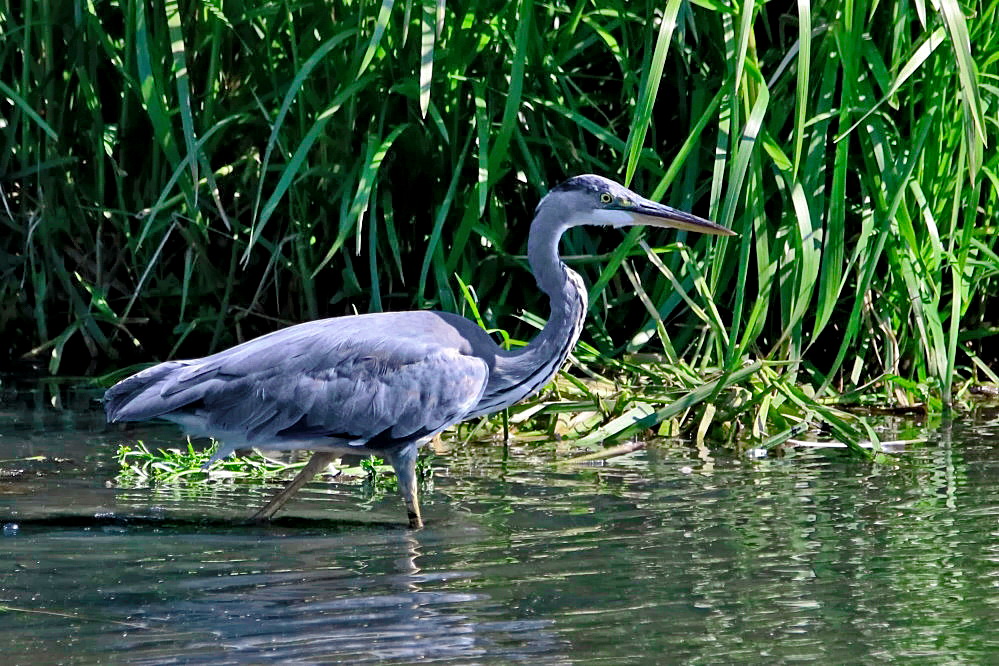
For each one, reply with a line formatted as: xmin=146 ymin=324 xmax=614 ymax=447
xmin=113 ymin=440 xmax=424 ymax=494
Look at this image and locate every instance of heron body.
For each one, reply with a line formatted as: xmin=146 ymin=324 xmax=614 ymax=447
xmin=104 ymin=175 xmax=734 ymax=527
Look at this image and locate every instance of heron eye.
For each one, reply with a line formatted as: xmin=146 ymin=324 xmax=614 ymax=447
xmin=599 ymin=193 xmax=613 ymax=204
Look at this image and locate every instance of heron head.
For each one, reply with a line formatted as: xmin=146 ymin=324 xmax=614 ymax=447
xmin=538 ymin=174 xmax=736 ymax=236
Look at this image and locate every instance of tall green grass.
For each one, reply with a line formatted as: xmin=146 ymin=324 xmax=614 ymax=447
xmin=2 ymin=1 xmax=997 ymax=446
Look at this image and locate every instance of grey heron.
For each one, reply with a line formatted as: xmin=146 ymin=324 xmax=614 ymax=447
xmin=104 ymin=174 xmax=734 ymax=528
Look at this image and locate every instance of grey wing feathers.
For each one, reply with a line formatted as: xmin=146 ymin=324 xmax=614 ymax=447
xmin=104 ymin=320 xmax=490 ymax=449
xmin=284 ymin=345 xmax=489 ymax=443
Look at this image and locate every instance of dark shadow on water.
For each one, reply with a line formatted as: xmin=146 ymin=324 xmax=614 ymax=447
xmin=0 ymin=512 xmax=406 ymax=533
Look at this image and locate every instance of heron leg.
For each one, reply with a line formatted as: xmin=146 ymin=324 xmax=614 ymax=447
xmin=250 ymin=451 xmax=337 ymax=522
xmin=386 ymin=443 xmax=423 ymax=529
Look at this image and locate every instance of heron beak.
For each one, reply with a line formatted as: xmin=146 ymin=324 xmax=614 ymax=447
xmin=628 ymin=198 xmax=736 ymax=236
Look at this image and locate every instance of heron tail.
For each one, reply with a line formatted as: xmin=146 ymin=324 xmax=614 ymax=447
xmin=103 ymin=361 xmax=198 ymax=423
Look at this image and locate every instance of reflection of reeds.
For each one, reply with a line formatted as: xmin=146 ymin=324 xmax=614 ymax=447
xmin=4 ymin=1 xmax=994 ymax=452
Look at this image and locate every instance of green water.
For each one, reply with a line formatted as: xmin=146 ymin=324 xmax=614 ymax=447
xmin=2 ymin=382 xmax=999 ymax=663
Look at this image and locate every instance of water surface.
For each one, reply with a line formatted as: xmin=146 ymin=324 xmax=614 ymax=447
xmin=2 ymin=382 xmax=999 ymax=663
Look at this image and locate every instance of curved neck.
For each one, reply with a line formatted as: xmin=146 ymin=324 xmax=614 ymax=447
xmin=471 ymin=209 xmax=588 ymax=416
xmin=525 ymin=215 xmax=588 ymax=358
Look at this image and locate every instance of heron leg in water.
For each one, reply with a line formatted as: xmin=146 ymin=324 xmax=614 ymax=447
xmin=386 ymin=443 xmax=423 ymax=529
xmin=251 ymin=451 xmax=338 ymax=521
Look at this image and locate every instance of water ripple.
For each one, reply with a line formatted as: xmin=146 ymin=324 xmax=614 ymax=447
xmin=3 ymin=390 xmax=999 ymax=662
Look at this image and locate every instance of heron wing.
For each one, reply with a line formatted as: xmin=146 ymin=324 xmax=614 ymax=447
xmin=105 ymin=314 xmax=490 ymax=452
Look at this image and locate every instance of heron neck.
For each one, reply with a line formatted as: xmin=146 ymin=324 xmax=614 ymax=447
xmin=520 ymin=241 xmax=588 ymax=376
xmin=526 ymin=219 xmax=588 ymax=337
xmin=470 ymin=214 xmax=587 ymax=416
